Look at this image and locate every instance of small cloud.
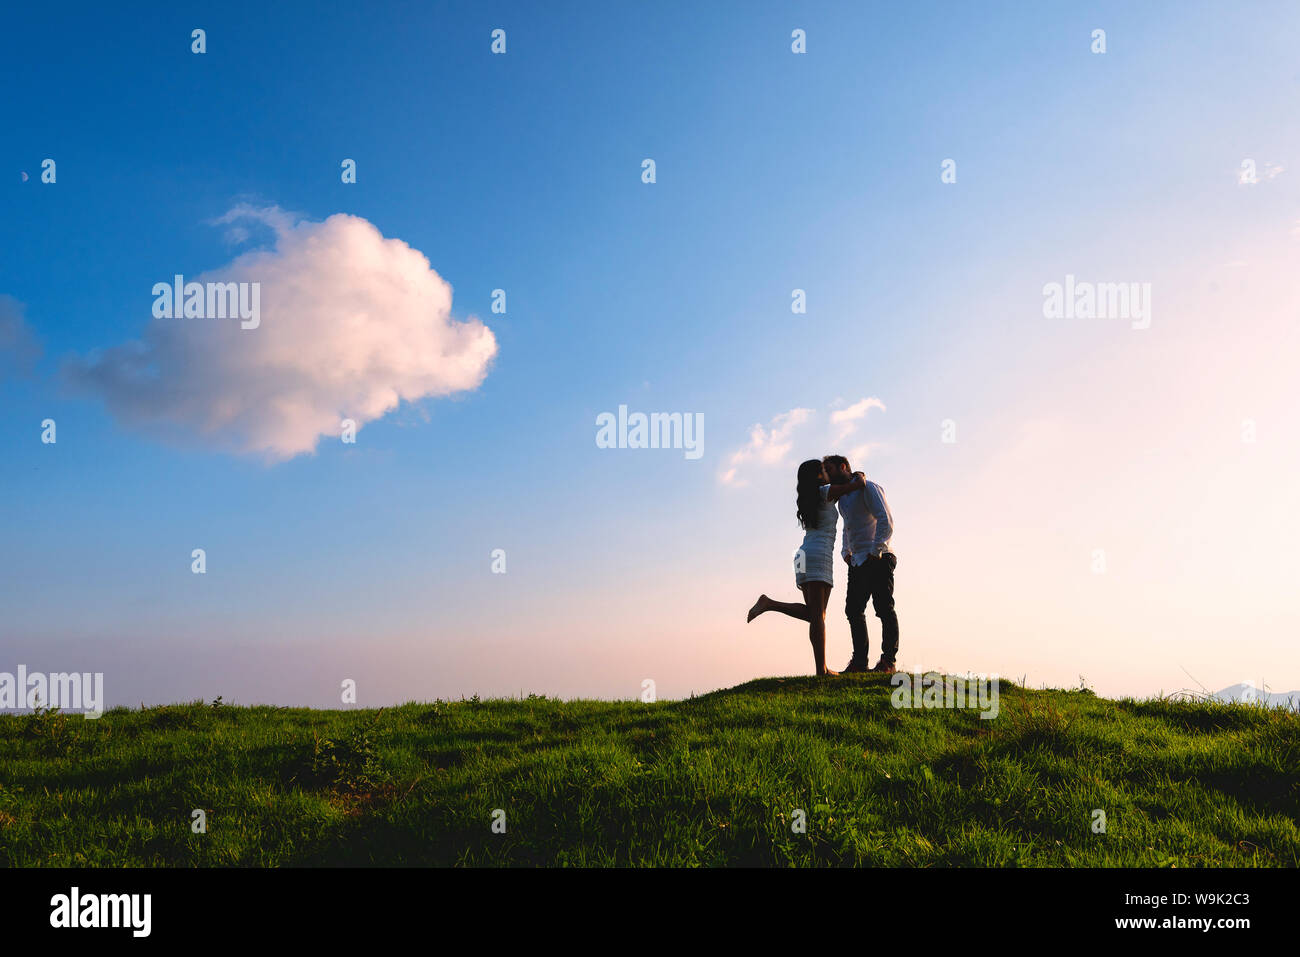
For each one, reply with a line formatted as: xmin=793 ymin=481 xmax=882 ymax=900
xmin=208 ymin=202 xmax=300 ymax=236
xmin=718 ymin=467 xmax=744 ymax=487
xmin=208 ymin=202 xmax=301 ymax=247
xmin=829 ymin=396 xmax=886 ymax=441
xmin=0 ymin=295 xmax=43 ymax=377
xmin=719 ymin=399 xmax=890 ymax=486
xmin=718 ymin=407 xmax=813 ymax=484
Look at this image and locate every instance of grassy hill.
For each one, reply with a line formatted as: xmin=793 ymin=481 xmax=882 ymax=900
xmin=1 ymin=675 xmax=1296 ymax=866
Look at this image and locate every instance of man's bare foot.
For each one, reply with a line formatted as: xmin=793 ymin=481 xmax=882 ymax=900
xmin=818 ymin=668 xmax=839 ymax=677
xmin=746 ymin=595 xmax=769 ymax=623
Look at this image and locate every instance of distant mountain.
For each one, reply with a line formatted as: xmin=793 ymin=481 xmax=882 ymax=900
xmin=1211 ymin=683 xmax=1300 ymax=710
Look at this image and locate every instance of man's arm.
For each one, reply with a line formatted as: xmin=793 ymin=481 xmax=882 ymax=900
xmin=864 ymin=481 xmax=893 ymax=556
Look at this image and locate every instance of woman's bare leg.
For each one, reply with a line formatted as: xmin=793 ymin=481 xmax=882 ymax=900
xmin=748 ymin=584 xmax=836 ymax=676
xmin=802 ymin=582 xmax=836 ymax=676
xmin=748 ymin=593 xmax=811 ymax=622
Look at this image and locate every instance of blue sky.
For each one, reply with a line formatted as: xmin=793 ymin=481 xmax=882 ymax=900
xmin=3 ymin=1 xmax=1299 ymax=707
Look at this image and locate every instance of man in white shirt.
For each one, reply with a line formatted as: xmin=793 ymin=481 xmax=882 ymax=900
xmin=823 ymin=454 xmax=899 ymax=674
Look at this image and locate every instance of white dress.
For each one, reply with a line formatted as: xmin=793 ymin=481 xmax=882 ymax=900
xmin=794 ymin=484 xmax=838 ymax=587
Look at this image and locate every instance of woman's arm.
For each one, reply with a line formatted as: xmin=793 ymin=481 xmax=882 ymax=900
xmin=825 ymin=471 xmax=865 ymax=503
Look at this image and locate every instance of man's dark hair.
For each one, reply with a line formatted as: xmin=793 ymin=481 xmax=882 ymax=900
xmin=822 ymin=454 xmax=850 ymax=472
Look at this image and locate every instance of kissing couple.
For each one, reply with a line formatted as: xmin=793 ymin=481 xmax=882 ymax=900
xmin=747 ymin=455 xmax=899 ymax=676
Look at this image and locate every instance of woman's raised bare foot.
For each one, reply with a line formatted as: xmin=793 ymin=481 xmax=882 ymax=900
xmin=746 ymin=595 xmax=769 ymax=623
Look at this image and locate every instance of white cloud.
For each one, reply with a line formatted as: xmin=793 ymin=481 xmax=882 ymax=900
xmin=719 ymin=399 xmax=890 ymax=485
xmin=718 ymin=407 xmax=814 ymax=484
xmin=64 ymin=206 xmax=497 ymax=461
xmin=210 ymin=202 xmax=300 ymax=236
xmin=829 ymin=395 xmax=886 ymax=441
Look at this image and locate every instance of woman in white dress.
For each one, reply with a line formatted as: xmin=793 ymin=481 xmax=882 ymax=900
xmin=746 ymin=459 xmax=865 ymax=675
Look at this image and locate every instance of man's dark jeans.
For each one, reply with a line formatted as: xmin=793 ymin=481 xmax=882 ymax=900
xmin=845 ymin=552 xmax=898 ymax=665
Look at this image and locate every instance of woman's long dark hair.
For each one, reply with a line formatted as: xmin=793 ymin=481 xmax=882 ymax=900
xmin=795 ymin=459 xmax=826 ymax=530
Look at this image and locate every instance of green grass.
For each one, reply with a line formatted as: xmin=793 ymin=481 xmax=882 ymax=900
xmin=1 ymin=676 xmax=1296 ymax=866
